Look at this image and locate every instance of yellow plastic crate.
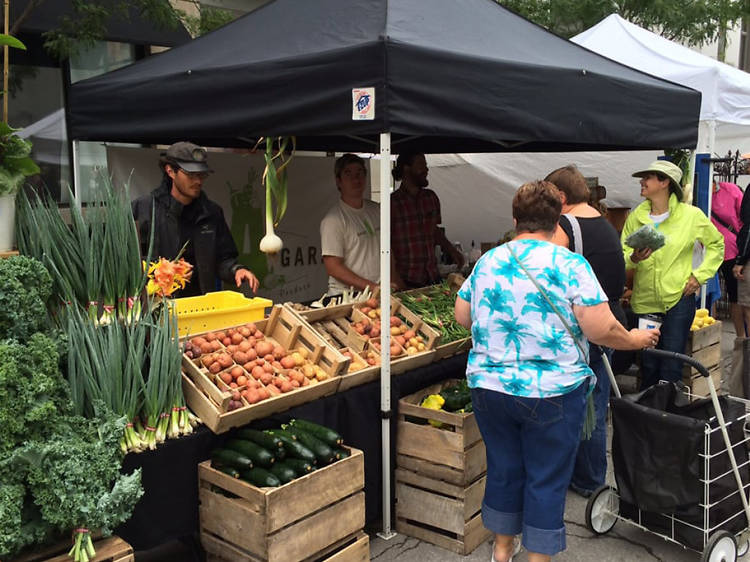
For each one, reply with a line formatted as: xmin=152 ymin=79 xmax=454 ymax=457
xmin=173 ymin=291 xmax=273 ymax=336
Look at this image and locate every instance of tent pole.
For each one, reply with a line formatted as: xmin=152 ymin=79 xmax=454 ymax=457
xmin=71 ymin=139 xmax=81 ymax=209
xmin=377 ymin=132 xmax=397 ymax=540
xmin=700 ymin=120 xmax=716 ymax=310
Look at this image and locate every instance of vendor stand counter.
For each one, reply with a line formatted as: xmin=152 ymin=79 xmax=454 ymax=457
xmin=115 ymin=352 xmax=469 ymax=561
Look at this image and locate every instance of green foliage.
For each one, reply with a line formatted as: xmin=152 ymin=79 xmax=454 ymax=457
xmin=181 ymin=4 xmax=236 ymax=37
xmin=0 ymin=122 xmax=40 ymax=196
xmin=19 ymin=415 xmax=143 ymax=535
xmin=0 ymin=334 xmax=72 ymax=457
xmin=498 ymin=0 xmax=750 ymax=46
xmin=0 ymin=256 xmax=52 ymax=340
xmin=40 ymin=0 xmax=183 ymax=60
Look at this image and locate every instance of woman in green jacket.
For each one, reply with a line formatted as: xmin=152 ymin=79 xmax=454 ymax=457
xmin=622 ymin=160 xmax=723 ymax=389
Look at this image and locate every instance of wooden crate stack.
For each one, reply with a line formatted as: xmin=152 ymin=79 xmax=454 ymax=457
xmin=199 ymin=447 xmax=368 ymax=562
xmin=395 ymin=380 xmax=491 ymax=555
xmin=683 ymin=321 xmax=723 ymax=398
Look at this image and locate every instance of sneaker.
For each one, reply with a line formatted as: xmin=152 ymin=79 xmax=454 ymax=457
xmin=491 ymin=536 xmax=521 ymax=562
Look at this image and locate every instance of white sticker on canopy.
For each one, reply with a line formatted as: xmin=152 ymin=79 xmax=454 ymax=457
xmin=352 ymin=88 xmax=375 ymax=120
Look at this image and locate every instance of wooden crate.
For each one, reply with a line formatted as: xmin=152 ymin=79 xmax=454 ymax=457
xmin=395 ymin=469 xmax=491 ymax=555
xmin=683 ymin=320 xmax=723 ymax=378
xmin=687 ymin=367 xmax=723 ymax=399
xmin=204 ymin=531 xmax=369 ymax=562
xmin=686 ymin=321 xmax=722 ymax=352
xmin=10 ymin=536 xmax=133 ymax=562
xmin=397 ymin=379 xmax=485 ymax=486
xmin=181 ymin=306 xmax=348 ymax=433
xmin=198 ymin=447 xmax=365 ymax=562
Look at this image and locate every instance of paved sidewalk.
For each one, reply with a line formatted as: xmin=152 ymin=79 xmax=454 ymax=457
xmin=370 ymin=321 xmax=749 ymax=561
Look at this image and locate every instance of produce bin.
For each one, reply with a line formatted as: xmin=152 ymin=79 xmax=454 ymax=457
xmin=683 ymin=321 xmax=723 ymax=398
xmin=174 ymin=290 xmax=273 ymax=337
xmin=181 ymin=306 xmax=348 ymax=433
xmin=395 ymin=379 xmax=490 ymax=555
xmin=198 ymin=447 xmax=366 ymax=562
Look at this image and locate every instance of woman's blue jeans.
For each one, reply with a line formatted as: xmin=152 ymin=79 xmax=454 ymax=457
xmin=570 ymin=347 xmax=612 ymax=495
xmin=640 ymin=294 xmax=696 ymax=389
xmin=471 ymin=382 xmax=587 ymax=556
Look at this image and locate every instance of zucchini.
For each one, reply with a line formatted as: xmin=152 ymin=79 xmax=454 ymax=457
xmin=212 ymin=448 xmax=253 ymax=471
xmin=289 ymin=419 xmax=343 ymax=447
xmin=281 ymin=457 xmax=314 ymax=475
xmin=213 ymin=464 xmax=241 ymax=478
xmin=269 ymin=462 xmax=297 ymax=484
xmin=332 ymin=447 xmax=350 ymax=461
xmin=236 ymin=428 xmax=283 ymax=451
xmin=284 ymin=426 xmax=335 ymax=465
xmin=241 ymin=467 xmax=281 ymax=487
xmin=274 ymin=445 xmax=287 ymax=461
xmin=267 ymin=430 xmax=317 ymax=464
xmin=226 ymin=439 xmax=275 ymax=468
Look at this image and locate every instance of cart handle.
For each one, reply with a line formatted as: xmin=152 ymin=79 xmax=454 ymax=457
xmin=642 ymin=348 xmax=710 ymax=378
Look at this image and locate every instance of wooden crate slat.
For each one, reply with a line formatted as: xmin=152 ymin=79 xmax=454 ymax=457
xmin=321 ymin=532 xmax=369 ymax=562
xmin=464 ymin=441 xmax=488 ymax=485
xmin=265 ymin=448 xmax=364 ymax=532
xmin=434 ymin=338 xmax=472 ymax=360
xmin=687 ymin=321 xmax=722 ymax=352
xmin=682 ymin=342 xmax=721 ymax=376
xmin=266 ymin=492 xmax=365 ymax=562
xmin=182 ymin=356 xmax=230 ymax=409
xmin=395 ymin=468 xmax=466 ymax=499
xmin=395 ymin=511 xmax=491 ymax=556
xmin=396 ymin=482 xmax=465 ymax=535
xmin=396 ymin=454 xmax=468 ymax=486
xmin=12 ymin=537 xmax=132 ymax=562
xmin=199 ymin=488 xmax=267 ymax=552
xmin=688 ymin=367 xmax=723 ymax=399
xmin=462 ymin=476 xmax=486 ymax=520
xmin=203 ymin=531 xmax=369 ymax=562
xmin=399 ymin=402 xmax=465 ymax=428
xmin=397 ymin=420 xmax=466 ymax=468
xmin=198 ymin=462 xmax=265 ymax=506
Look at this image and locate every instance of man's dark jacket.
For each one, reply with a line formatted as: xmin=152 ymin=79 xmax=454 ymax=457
xmin=131 ymin=178 xmax=241 ymax=296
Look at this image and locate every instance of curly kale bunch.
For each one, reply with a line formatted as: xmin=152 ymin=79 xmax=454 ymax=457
xmin=0 ymin=334 xmax=72 ymax=457
xmin=0 ymin=255 xmax=52 ymax=340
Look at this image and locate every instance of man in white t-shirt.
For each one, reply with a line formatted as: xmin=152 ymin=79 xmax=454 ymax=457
xmin=320 ymin=154 xmax=380 ymax=295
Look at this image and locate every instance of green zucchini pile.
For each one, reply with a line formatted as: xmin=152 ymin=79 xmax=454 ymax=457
xmin=210 ymin=419 xmax=349 ymax=487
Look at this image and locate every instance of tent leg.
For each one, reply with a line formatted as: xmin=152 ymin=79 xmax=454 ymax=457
xmin=72 ymin=139 xmax=82 ymax=208
xmin=377 ymin=132 xmax=397 ymax=540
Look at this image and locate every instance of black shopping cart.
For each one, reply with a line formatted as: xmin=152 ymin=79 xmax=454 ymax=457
xmin=585 ymin=349 xmax=750 ymax=562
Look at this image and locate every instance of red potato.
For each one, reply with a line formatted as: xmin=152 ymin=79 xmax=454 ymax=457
xmin=256 ymin=341 xmax=273 ymax=357
xmin=290 ymin=380 xmax=300 ymax=388
xmin=205 ymin=331 xmax=218 ymax=342
xmin=257 ymin=387 xmax=269 ymax=400
xmin=243 ymin=361 xmax=255 ymax=372
xmin=245 ymin=348 xmax=258 ymax=361
xmin=238 ymin=340 xmax=252 ymax=352
xmin=247 ymin=336 xmax=257 ymax=348
xmin=226 ymin=344 xmax=238 ymax=354
xmin=263 ymin=353 xmax=275 ymax=363
xmin=229 ymin=382 xmax=238 ymax=389
xmin=251 ymin=366 xmax=265 ymax=380
xmin=390 ymin=316 xmax=401 ymax=327
xmin=366 ymin=297 xmax=378 ymax=308
xmin=370 ymin=328 xmax=380 ymax=338
xmin=233 ymin=351 xmax=249 ymax=365
xmin=271 ymin=361 xmax=283 ymax=370
xmin=217 ymin=354 xmax=233 ymax=369
xmin=236 ymin=375 xmax=248 ymax=386
xmin=301 ymin=377 xmax=310 ymax=387
xmin=262 ymin=362 xmax=274 ymax=374
xmin=390 ymin=344 xmax=403 ymax=356
xmin=288 ymin=370 xmax=304 ymax=384
xmin=200 ymin=342 xmax=212 ymax=355
xmin=280 ymin=380 xmax=294 ymax=393
xmin=266 ymin=384 xmax=281 ymax=396
xmin=280 ymin=356 xmax=296 ymax=369
xmin=245 ymin=322 xmax=257 ymax=333
xmin=211 ymin=340 xmax=223 ymax=351
xmin=222 ymin=337 xmax=232 ymax=346
xmin=403 ymin=330 xmax=416 ymax=340
xmin=219 ymin=371 xmax=232 ymax=384
xmin=260 ymin=372 xmax=273 ymax=385
xmin=232 ymin=390 xmax=241 ymax=401
xmin=216 ymin=331 xmax=226 ymax=340
xmin=254 ymin=330 xmax=264 ymax=340
xmin=245 ymin=389 xmax=261 ymax=404
xmin=239 ymin=326 xmax=252 ymax=338
xmin=272 ymin=345 xmax=286 ymax=360
xmin=226 ymin=328 xmax=236 ymax=337
xmin=191 ymin=336 xmax=206 ymax=347
xmin=230 ymin=366 xmax=244 ymax=379
xmin=231 ymin=332 xmax=243 ymax=345
xmin=272 ymin=377 xmax=285 ymax=388
xmin=209 ymin=362 xmax=223 ymax=374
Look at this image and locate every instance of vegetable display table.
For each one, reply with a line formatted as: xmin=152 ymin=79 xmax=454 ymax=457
xmin=116 ymin=353 xmax=469 ymax=561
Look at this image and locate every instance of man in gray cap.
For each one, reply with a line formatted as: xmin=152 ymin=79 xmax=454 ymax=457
xmin=132 ymin=141 xmax=259 ymax=296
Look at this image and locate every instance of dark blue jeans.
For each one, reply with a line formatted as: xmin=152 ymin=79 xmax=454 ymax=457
xmin=570 ymin=347 xmax=611 ymax=494
xmin=471 ymin=382 xmax=587 ymax=556
xmin=640 ymin=294 xmax=696 ymax=390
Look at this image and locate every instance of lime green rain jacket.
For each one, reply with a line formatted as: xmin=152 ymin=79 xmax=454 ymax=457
xmin=621 ymin=193 xmax=724 ymax=314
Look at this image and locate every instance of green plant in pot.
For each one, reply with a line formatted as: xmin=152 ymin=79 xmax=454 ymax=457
xmin=0 ymin=124 xmax=39 ymax=251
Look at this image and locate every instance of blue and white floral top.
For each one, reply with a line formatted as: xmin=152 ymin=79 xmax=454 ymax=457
xmin=457 ymin=239 xmax=607 ymax=398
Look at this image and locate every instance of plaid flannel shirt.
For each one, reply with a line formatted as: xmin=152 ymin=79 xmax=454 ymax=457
xmin=391 ymin=187 xmax=442 ymax=286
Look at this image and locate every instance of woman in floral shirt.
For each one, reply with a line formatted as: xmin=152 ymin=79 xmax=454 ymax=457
xmin=455 ymin=181 xmax=658 ymax=562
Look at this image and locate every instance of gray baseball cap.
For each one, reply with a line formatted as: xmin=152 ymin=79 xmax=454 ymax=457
xmin=163 ymin=141 xmax=213 ymax=173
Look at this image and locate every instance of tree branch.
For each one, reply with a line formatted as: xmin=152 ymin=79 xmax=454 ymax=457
xmin=10 ymin=0 xmax=48 ymax=36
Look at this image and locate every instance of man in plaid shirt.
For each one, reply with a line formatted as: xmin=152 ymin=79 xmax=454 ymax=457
xmin=391 ymin=153 xmax=464 ymax=288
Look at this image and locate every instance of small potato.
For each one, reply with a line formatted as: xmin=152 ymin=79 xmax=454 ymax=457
xmin=222 ymin=337 xmax=232 ymax=346
xmin=219 ymin=371 xmax=232 ymax=384
xmin=205 ymin=331 xmax=217 ymax=342
xmin=280 ymin=381 xmax=294 ymax=393
xmin=239 ymin=326 xmax=252 ymax=338
xmin=236 ymin=375 xmax=248 ymax=386
xmin=209 ymin=362 xmax=223 ymax=374
xmin=260 ymin=372 xmax=273 ymax=385
xmin=230 ymin=366 xmax=244 ymax=379
xmin=251 ymin=366 xmax=265 ymax=380
xmin=238 ymin=340 xmax=252 ymax=352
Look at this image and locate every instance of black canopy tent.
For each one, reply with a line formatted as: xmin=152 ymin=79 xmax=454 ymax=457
xmin=66 ymin=0 xmax=701 ymax=539
xmin=67 ymin=0 xmax=700 ymax=153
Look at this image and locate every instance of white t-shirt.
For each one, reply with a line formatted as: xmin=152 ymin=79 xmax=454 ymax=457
xmin=320 ymin=199 xmax=380 ymax=295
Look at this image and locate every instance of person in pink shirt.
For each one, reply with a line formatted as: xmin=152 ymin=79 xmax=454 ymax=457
xmin=711 ymin=180 xmax=744 ymax=335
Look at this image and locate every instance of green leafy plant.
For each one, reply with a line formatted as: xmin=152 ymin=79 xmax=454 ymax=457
xmin=0 ymin=122 xmax=40 ymax=196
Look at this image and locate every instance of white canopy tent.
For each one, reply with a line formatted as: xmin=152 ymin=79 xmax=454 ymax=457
xmin=571 ymin=14 xmax=750 ymax=158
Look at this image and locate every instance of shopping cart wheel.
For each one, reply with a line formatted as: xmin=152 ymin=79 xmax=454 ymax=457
xmin=585 ymin=485 xmax=618 ymax=535
xmin=702 ymin=530 xmax=737 ymax=562
xmin=736 ymin=538 xmax=749 ymax=557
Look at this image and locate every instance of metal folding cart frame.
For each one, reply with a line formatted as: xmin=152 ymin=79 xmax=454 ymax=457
xmin=586 ymin=348 xmax=750 ymax=562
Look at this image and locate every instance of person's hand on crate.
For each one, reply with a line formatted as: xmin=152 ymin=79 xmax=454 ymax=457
xmin=235 ymin=268 xmax=260 ymax=293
